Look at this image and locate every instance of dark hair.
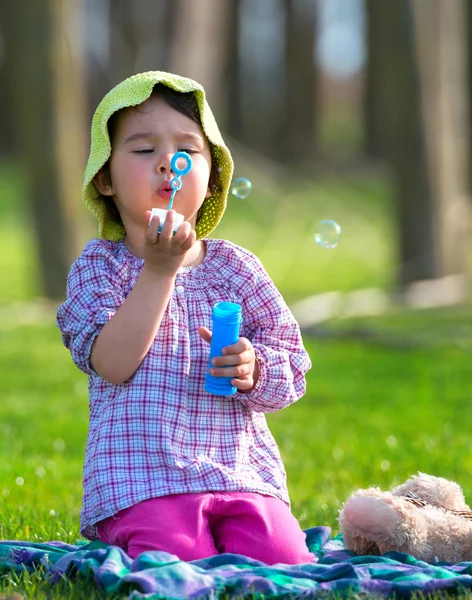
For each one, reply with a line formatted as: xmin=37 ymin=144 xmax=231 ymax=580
xmin=101 ymin=84 xmax=220 ymax=227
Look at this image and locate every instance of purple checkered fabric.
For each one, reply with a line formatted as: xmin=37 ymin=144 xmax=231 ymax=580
xmin=57 ymin=238 xmax=311 ymax=540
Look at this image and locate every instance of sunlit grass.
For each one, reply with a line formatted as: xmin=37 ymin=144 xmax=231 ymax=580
xmin=1 ymin=309 xmax=472 ymax=596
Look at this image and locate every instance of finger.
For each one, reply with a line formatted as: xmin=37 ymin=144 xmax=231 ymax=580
xmin=173 ymin=220 xmax=191 ymax=243
xmin=173 ymin=220 xmax=195 ymax=251
xmin=212 ymin=349 xmax=253 ymax=367
xmin=145 ymin=214 xmax=161 ymax=245
xmin=222 ymin=337 xmax=252 ymax=356
xmin=159 ymin=209 xmax=176 ymax=240
xmin=198 ymin=326 xmax=212 ymax=344
xmin=209 ymin=365 xmax=249 ymax=379
xmin=231 ymin=378 xmax=254 ymax=391
xmin=180 ymin=227 xmax=197 ymax=252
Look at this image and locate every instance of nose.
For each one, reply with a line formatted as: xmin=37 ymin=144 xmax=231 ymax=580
xmin=157 ymin=152 xmax=173 ymax=174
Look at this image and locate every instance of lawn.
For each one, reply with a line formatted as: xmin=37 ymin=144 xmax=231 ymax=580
xmin=1 ymin=161 xmax=472 ymax=597
xmin=1 ymin=312 xmax=472 ymax=598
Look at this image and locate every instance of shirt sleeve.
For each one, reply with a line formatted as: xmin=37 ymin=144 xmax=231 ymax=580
xmin=233 ymin=253 xmax=311 ymax=413
xmin=56 ymin=242 xmax=126 ymax=375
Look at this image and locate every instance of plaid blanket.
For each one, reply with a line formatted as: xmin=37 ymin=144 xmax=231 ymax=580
xmin=2 ymin=527 xmax=472 ymax=598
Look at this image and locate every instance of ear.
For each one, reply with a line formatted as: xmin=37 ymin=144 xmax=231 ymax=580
xmin=93 ymin=166 xmax=114 ymax=196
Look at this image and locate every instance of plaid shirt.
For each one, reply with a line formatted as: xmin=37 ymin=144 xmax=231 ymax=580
xmin=57 ymin=238 xmax=311 ymax=539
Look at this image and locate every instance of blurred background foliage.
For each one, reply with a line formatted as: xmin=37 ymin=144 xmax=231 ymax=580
xmin=0 ymin=0 xmax=471 ymax=307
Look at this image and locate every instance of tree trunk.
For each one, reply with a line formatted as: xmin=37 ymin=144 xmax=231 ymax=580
xmin=7 ymin=0 xmax=86 ymax=299
xmin=50 ymin=0 xmax=89 ymax=254
xmin=370 ymin=0 xmax=470 ymax=291
xmin=410 ymin=0 xmax=470 ymax=284
xmin=0 ymin=3 xmax=15 ymax=158
xmin=169 ymin=0 xmax=232 ymax=116
xmin=237 ymin=0 xmax=286 ymax=158
xmin=225 ymin=0 xmax=242 ymax=136
xmin=284 ymin=0 xmax=318 ymax=164
xmin=107 ymin=0 xmax=173 ymax=86
xmin=364 ymin=0 xmax=388 ymax=159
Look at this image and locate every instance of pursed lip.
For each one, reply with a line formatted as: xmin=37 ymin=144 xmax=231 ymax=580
xmin=157 ymin=188 xmax=172 ymax=200
xmin=157 ymin=182 xmax=173 ymax=200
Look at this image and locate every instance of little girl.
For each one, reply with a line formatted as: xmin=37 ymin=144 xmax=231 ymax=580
xmin=57 ymin=71 xmax=313 ymax=564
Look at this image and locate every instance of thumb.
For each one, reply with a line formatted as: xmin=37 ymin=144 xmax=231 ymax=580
xmin=198 ymin=326 xmax=212 ymax=344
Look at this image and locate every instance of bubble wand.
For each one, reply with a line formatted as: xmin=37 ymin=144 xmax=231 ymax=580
xmin=167 ymin=151 xmax=193 ymax=210
xmin=150 ymin=151 xmax=193 ymax=232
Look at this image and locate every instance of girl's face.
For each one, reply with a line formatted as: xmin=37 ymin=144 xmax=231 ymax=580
xmin=98 ymin=94 xmax=212 ymax=234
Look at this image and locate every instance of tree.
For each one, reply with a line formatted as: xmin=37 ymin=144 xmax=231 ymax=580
xmin=225 ymin=0 xmax=243 ymax=137
xmin=0 ymin=3 xmax=15 ymax=158
xmin=411 ymin=0 xmax=470 ymax=285
xmin=6 ymin=0 xmax=87 ymax=299
xmin=235 ymin=0 xmax=287 ymax=158
xmin=364 ymin=0 xmax=388 ymax=159
xmin=169 ymin=0 xmax=233 ymax=116
xmin=283 ymin=0 xmax=318 ymax=163
xmin=108 ymin=0 xmax=173 ymax=86
xmin=365 ymin=0 xmax=470 ymax=291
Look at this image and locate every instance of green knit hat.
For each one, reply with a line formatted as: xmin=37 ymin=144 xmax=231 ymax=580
xmin=83 ymin=71 xmax=234 ymax=240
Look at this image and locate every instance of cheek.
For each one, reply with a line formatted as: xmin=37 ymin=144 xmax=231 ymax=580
xmin=193 ymin=160 xmax=212 ymax=190
xmin=111 ymin=158 xmax=148 ymax=191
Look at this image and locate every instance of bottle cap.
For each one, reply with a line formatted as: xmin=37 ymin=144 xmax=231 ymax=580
xmin=212 ymin=302 xmax=243 ymax=323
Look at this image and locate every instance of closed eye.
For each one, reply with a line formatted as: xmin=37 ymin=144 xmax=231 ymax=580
xmin=133 ymin=149 xmax=154 ymax=154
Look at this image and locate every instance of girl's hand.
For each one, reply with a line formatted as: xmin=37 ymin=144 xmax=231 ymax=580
xmin=143 ymin=210 xmax=196 ymax=276
xmin=198 ymin=327 xmax=260 ymax=392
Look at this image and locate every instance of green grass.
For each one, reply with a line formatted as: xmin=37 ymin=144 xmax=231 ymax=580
xmin=1 ymin=310 xmax=472 ymax=597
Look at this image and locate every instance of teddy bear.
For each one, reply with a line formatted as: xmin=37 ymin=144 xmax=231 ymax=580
xmin=338 ymin=472 xmax=472 ymax=563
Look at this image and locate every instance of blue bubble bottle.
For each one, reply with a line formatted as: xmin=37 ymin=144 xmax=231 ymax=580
xmin=205 ymin=302 xmax=243 ymax=396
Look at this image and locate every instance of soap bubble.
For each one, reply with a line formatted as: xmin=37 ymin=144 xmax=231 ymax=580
xmin=231 ymin=177 xmax=252 ymax=199
xmin=314 ymin=220 xmax=342 ymax=249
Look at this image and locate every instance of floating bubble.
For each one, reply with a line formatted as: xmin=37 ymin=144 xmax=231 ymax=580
xmin=231 ymin=177 xmax=252 ymax=199
xmin=313 ymin=220 xmax=342 ymax=249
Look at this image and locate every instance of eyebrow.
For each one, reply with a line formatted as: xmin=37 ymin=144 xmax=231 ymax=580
xmin=124 ymin=132 xmax=154 ymax=144
xmin=124 ymin=131 xmax=204 ymax=145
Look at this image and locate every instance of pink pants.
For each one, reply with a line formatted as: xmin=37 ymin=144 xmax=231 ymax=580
xmin=97 ymin=492 xmax=314 ymax=564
